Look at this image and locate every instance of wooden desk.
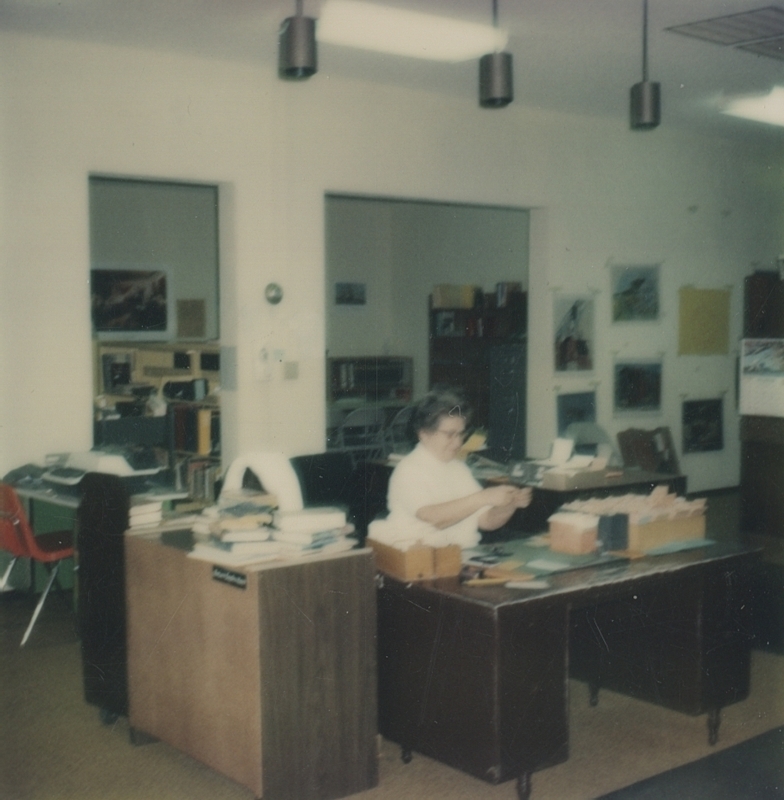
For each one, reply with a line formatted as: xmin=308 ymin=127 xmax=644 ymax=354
xmin=125 ymin=533 xmax=378 ymax=800
xmin=377 ymin=543 xmax=757 ymax=799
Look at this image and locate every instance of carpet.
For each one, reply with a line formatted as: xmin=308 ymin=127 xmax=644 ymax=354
xmin=597 ymin=726 xmax=784 ymax=799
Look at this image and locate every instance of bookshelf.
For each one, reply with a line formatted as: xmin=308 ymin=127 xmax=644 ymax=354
xmin=429 ymin=289 xmax=527 ymax=460
xmin=93 ymin=342 xmax=221 ymax=500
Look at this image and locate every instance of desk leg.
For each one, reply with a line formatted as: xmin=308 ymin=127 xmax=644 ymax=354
xmin=707 ymin=707 xmax=721 ymax=746
xmin=588 ymin=682 xmax=600 ymax=707
xmin=516 ymin=772 xmax=532 ymax=800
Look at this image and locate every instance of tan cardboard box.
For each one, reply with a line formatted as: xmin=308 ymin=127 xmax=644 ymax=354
xmin=550 ymin=523 xmax=598 ymax=555
xmin=627 ymin=514 xmax=705 ymax=552
xmin=367 ymin=539 xmax=463 ymax=581
xmin=433 ymin=544 xmax=462 ymax=577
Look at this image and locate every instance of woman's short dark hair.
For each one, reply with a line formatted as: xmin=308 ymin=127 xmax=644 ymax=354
xmin=412 ymin=387 xmax=473 ymax=434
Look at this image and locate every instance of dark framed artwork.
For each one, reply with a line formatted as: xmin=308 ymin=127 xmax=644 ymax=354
xmin=335 ymin=282 xmax=366 ymax=305
xmin=611 ymin=265 xmax=659 ymax=322
xmin=554 ymin=295 xmax=594 ymax=372
xmin=613 ymin=360 xmax=662 ymax=413
xmin=90 ymin=268 xmax=170 ymax=340
xmin=557 ymin=392 xmax=596 ymax=436
xmin=682 ymin=398 xmax=723 ymax=453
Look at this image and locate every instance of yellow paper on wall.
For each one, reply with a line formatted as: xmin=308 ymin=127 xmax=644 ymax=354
xmin=678 ymin=286 xmax=731 ymax=355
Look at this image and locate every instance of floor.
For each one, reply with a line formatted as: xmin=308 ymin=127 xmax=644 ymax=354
xmin=1 ymin=489 xmax=782 ymax=800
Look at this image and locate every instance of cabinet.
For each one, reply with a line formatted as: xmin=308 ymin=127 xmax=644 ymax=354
xmin=126 ymin=534 xmax=378 ymax=800
xmin=429 ymin=291 xmax=526 ymax=459
xmin=740 ymin=271 xmax=784 ymax=539
xmin=740 ymin=271 xmax=784 ymax=652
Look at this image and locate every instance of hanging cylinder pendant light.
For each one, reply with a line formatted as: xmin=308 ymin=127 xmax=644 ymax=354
xmin=479 ymin=0 xmax=513 ymax=108
xmin=279 ymin=0 xmax=317 ymax=80
xmin=630 ymin=0 xmax=660 ymax=129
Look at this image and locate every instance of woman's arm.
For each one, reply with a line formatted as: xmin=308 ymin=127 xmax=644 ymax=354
xmin=478 ymin=487 xmax=533 ymax=531
xmin=416 ymin=485 xmax=528 ymax=530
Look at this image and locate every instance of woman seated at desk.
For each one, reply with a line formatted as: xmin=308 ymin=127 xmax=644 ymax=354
xmin=386 ymin=388 xmax=531 ymax=548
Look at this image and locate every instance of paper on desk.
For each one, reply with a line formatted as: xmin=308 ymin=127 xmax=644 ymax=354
xmin=536 ymin=438 xmax=574 ymax=467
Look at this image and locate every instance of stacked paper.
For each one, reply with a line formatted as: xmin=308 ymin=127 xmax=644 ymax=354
xmin=128 ymin=496 xmax=164 ymax=529
xmin=188 ymin=490 xmax=278 ymax=565
xmin=272 ymin=507 xmax=355 ymax=558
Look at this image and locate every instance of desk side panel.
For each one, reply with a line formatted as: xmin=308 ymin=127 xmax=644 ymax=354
xmin=258 ymin=551 xmax=378 ymax=800
xmin=498 ymin=600 xmax=569 ymax=777
xmin=570 ymin=571 xmax=705 ymax=713
xmin=378 ymin=579 xmax=507 ymax=783
xmin=126 ymin=536 xmax=262 ymax=797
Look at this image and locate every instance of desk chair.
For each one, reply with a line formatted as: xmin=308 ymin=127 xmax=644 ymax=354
xmin=0 ymin=483 xmax=74 ymax=646
xmin=382 ymin=405 xmax=415 ymax=457
xmin=334 ymin=407 xmax=386 ymax=468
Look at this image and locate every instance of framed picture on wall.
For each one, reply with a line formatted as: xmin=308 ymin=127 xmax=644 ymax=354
xmin=334 ymin=282 xmax=366 ymax=305
xmin=554 ymin=295 xmax=594 ymax=372
xmin=611 ymin=264 xmax=659 ymax=322
xmin=557 ymin=391 xmax=596 ymax=436
xmin=682 ymin=398 xmax=723 ymax=453
xmin=613 ymin=359 xmax=662 ymax=413
xmin=90 ymin=267 xmax=171 ymax=341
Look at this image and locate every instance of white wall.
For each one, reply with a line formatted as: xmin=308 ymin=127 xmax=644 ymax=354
xmin=0 ymin=31 xmax=781 ymax=493
xmin=326 ymin=197 xmax=529 ymax=398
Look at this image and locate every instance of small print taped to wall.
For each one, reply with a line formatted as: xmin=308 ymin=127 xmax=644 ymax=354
xmin=740 ymin=338 xmax=784 ymax=418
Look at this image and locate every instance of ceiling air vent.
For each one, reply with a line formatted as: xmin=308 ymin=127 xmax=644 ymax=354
xmin=667 ymin=5 xmax=784 ymax=60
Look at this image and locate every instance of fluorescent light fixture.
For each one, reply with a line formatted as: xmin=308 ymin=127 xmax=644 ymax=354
xmin=720 ymin=85 xmax=784 ymax=127
xmin=318 ymin=0 xmax=508 ymax=62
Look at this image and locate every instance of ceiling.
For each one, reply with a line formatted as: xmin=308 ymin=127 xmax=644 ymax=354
xmin=2 ymin=0 xmax=784 ymax=140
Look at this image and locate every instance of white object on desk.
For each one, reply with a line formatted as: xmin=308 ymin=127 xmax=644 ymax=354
xmin=536 ymin=437 xmax=574 ymax=467
xmin=220 ymin=452 xmax=303 ymax=511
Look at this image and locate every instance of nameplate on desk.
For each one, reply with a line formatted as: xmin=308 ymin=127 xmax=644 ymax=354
xmin=212 ymin=566 xmax=247 ymax=590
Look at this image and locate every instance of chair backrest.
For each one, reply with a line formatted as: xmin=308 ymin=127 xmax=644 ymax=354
xmin=383 ymin=405 xmax=415 ymax=456
xmin=335 ymin=407 xmax=387 ymax=466
xmin=0 ymin=484 xmax=37 ymax=559
xmin=617 ymin=427 xmax=680 ymax=474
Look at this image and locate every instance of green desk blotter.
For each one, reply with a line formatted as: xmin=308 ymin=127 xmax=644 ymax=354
xmin=465 ymin=538 xmax=627 ymax=576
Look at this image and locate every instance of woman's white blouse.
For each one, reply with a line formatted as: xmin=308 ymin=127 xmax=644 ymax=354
xmin=386 ymin=443 xmax=487 ymax=548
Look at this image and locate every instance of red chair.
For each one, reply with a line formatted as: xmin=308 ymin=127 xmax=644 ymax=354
xmin=0 ymin=483 xmax=74 ymax=646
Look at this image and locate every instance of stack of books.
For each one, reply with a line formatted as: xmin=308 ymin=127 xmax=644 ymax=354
xmin=128 ymin=496 xmax=164 ymax=530
xmin=272 ymin=507 xmax=356 ymax=558
xmin=189 ymin=490 xmax=281 ymax=566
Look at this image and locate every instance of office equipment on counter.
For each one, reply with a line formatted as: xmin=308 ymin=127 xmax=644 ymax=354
xmin=42 ymin=447 xmax=163 ymax=492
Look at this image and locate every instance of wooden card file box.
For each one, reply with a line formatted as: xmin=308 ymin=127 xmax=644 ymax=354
xmin=368 ymin=539 xmax=462 ymax=581
xmin=627 ymin=514 xmax=706 ymax=552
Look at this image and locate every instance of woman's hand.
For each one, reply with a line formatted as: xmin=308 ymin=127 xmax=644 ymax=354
xmin=416 ymin=485 xmax=533 ymax=532
xmin=477 ymin=485 xmax=533 ymax=531
xmin=512 ymin=487 xmax=532 ymax=508
xmin=481 ymin=485 xmax=532 ymax=508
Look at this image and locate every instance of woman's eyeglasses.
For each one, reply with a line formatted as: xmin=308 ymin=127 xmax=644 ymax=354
xmin=434 ymin=427 xmax=467 ymax=442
